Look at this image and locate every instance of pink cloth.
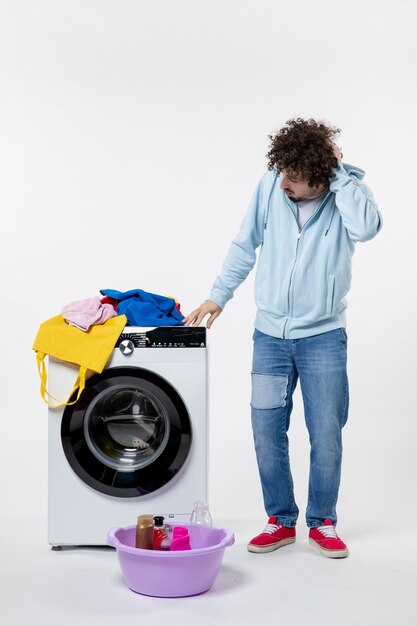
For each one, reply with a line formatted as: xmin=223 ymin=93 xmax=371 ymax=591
xmin=61 ymin=297 xmax=118 ymax=331
xmin=170 ymin=527 xmax=191 ymax=551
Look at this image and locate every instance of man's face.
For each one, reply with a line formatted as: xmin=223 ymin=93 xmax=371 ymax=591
xmin=280 ymin=169 xmax=327 ymax=202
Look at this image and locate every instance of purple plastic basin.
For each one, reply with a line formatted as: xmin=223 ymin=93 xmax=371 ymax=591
xmin=107 ymin=523 xmax=235 ymax=597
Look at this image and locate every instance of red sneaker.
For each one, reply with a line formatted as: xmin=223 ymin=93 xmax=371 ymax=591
xmin=247 ymin=516 xmax=296 ymax=553
xmin=308 ymin=519 xmax=349 ymax=558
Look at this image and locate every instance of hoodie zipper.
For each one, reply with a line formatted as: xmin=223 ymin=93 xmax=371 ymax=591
xmin=282 ymin=191 xmax=332 ymax=339
xmin=282 ymin=230 xmax=302 ymax=339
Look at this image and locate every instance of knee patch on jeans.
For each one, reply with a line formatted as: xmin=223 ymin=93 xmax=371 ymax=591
xmin=251 ymin=373 xmax=288 ymax=409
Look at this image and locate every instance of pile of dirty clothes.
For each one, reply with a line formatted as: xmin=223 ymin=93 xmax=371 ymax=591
xmin=62 ymin=288 xmax=185 ymax=331
xmin=33 ymin=288 xmax=185 ymax=407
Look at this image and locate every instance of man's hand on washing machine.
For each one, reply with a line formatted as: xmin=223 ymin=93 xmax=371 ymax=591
xmin=183 ymin=300 xmax=222 ymax=328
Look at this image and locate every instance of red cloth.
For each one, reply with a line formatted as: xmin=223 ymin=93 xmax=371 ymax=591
xmin=100 ymin=296 xmax=119 ymax=312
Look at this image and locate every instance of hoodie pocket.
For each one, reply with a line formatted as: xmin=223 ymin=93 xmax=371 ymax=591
xmin=326 ymin=275 xmax=335 ymax=315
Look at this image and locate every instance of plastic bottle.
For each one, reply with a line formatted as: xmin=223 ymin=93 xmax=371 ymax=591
xmin=189 ymin=501 xmax=212 ymax=549
xmin=161 ymin=524 xmax=173 ymax=550
xmin=190 ymin=501 xmax=212 ymax=528
xmin=153 ymin=516 xmax=169 ymax=550
xmin=135 ymin=514 xmax=154 ymax=549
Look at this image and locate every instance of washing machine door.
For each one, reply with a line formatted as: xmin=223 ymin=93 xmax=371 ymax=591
xmin=61 ymin=367 xmax=192 ymax=497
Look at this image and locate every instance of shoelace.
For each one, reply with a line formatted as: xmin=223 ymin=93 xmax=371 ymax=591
xmin=263 ymin=523 xmax=282 ymax=535
xmin=317 ymin=524 xmax=338 ymax=539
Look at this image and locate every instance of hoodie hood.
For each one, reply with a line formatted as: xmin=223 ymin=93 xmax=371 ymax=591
xmin=341 ymin=163 xmax=365 ymax=181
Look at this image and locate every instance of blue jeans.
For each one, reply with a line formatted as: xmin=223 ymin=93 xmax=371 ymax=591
xmin=251 ymin=328 xmax=349 ymax=528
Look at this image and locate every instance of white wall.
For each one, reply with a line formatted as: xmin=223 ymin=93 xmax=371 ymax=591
xmin=1 ymin=0 xmax=416 ymax=524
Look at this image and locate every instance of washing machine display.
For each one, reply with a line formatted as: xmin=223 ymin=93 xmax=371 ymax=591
xmin=61 ymin=368 xmax=192 ymax=497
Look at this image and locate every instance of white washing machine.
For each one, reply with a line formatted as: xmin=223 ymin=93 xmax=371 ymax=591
xmin=48 ymin=326 xmax=207 ymax=547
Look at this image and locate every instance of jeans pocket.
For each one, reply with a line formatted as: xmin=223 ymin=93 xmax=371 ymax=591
xmin=251 ymin=373 xmax=288 ymax=409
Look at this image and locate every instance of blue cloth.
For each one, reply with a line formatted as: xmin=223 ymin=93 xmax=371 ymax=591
xmin=100 ymin=289 xmax=184 ymax=327
xmin=251 ymin=327 xmax=348 ymax=528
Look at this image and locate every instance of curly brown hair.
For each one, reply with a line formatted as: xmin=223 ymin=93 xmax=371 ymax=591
xmin=266 ymin=118 xmax=341 ymax=187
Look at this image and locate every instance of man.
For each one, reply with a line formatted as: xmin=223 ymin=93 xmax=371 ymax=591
xmin=183 ymin=118 xmax=382 ymax=558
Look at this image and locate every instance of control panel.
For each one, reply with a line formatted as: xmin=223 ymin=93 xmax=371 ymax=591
xmin=116 ymin=326 xmax=206 ymax=349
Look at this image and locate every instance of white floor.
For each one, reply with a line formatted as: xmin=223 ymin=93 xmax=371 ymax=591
xmin=1 ymin=516 xmax=416 ymax=626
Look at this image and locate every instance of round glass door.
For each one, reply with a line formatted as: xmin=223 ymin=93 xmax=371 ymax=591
xmin=61 ymin=368 xmax=192 ymax=497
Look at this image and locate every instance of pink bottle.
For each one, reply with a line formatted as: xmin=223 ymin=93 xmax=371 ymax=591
xmin=170 ymin=526 xmax=191 ymax=551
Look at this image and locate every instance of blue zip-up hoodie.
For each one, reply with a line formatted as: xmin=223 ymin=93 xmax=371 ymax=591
xmin=209 ymin=163 xmax=382 ymax=339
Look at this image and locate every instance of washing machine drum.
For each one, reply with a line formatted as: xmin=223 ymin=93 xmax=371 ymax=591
xmin=61 ymin=367 xmax=192 ymax=497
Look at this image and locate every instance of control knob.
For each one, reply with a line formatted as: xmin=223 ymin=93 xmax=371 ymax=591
xmin=119 ymin=339 xmax=135 ymax=355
